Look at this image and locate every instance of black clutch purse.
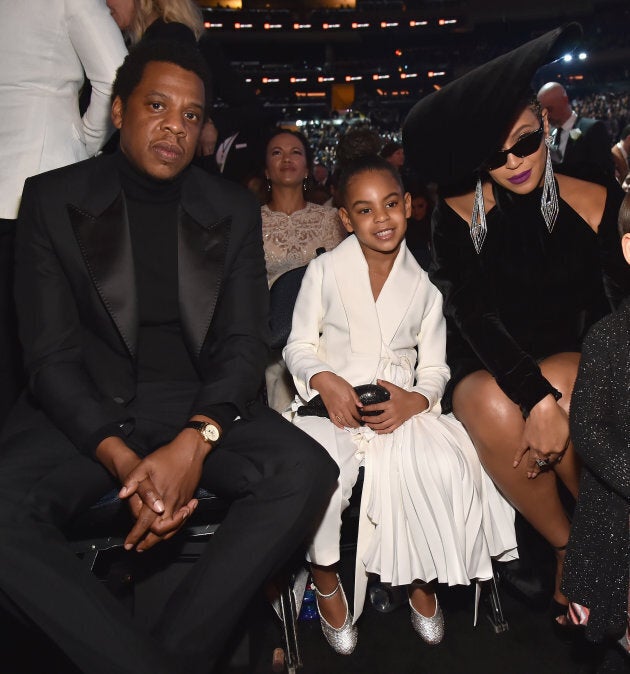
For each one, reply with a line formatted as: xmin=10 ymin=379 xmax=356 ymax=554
xmin=296 ymin=384 xmax=390 ymax=419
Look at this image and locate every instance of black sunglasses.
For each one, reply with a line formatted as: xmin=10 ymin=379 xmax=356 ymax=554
xmin=484 ymin=127 xmax=544 ymax=171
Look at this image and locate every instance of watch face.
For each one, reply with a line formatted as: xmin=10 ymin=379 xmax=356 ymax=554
xmin=201 ymin=424 xmax=220 ymax=442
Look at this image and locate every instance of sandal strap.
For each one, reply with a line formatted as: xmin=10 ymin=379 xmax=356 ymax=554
xmin=314 ymin=581 xmax=340 ymax=599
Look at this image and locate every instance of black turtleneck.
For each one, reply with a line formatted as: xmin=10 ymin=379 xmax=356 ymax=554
xmin=117 ymin=150 xmax=238 ymax=433
xmin=117 ymin=151 xmax=197 ymax=385
xmin=116 ymin=152 xmax=237 ymax=435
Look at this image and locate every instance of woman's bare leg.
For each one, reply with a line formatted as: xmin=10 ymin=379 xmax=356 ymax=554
xmin=452 ymin=352 xmax=581 ymax=603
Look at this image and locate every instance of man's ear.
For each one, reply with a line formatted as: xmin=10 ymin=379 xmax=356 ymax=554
xmin=111 ymin=96 xmax=124 ymax=131
xmin=338 ymin=207 xmax=354 ymax=234
xmin=621 ymin=232 xmax=630 ymax=266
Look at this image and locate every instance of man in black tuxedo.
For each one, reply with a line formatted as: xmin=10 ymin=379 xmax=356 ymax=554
xmin=0 ymin=40 xmax=336 ymax=674
xmin=537 ymin=82 xmax=615 ymax=185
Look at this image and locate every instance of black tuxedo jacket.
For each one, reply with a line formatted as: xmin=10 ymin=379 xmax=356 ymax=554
xmin=14 ymin=153 xmax=269 ymax=453
xmin=555 ymin=116 xmax=615 ymax=185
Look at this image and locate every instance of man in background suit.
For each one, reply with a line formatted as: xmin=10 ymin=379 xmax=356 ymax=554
xmin=538 ymin=82 xmax=615 ymax=185
xmin=0 ymin=40 xmax=336 ymax=674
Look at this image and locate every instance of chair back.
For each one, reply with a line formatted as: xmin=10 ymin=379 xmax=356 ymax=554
xmin=269 ymin=265 xmax=308 ymax=350
xmin=269 ymin=247 xmax=326 ymax=351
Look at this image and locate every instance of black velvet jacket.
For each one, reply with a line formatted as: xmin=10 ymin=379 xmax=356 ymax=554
xmin=429 ymin=179 xmax=629 ymax=413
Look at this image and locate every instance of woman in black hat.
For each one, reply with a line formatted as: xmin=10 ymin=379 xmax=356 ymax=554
xmin=402 ymin=23 xmax=630 ymax=619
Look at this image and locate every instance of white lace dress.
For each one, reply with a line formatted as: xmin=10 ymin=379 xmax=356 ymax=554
xmin=261 ymin=202 xmax=345 ymax=287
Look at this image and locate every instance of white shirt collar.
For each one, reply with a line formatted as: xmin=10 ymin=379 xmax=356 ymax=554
xmin=562 ymin=110 xmax=578 ymax=132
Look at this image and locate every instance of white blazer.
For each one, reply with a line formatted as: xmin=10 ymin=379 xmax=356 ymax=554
xmin=0 ymin=0 xmax=127 ymax=219
xmin=283 ymin=235 xmax=449 ymax=410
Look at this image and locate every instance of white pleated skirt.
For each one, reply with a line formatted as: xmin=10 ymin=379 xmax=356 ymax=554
xmin=293 ymin=410 xmax=517 ymax=622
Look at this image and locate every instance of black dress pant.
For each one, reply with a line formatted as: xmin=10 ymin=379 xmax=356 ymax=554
xmin=0 ymin=385 xmax=337 ymax=674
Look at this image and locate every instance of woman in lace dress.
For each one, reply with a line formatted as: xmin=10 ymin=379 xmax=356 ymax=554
xmin=262 ymin=129 xmax=346 ymax=411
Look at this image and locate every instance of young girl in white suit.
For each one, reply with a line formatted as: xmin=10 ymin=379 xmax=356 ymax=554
xmin=283 ymin=154 xmax=517 ymax=654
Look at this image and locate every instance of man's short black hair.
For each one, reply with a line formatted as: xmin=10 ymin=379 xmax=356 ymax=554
xmin=112 ymin=39 xmax=211 ymax=112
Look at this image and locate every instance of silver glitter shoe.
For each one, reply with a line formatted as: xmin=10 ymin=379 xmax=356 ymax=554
xmin=314 ymin=575 xmax=358 ymax=655
xmin=409 ymin=594 xmax=445 ymax=645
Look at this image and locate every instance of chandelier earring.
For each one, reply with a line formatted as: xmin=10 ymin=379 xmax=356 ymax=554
xmin=541 ymin=136 xmax=559 ymax=233
xmin=470 ymin=177 xmax=487 ymax=254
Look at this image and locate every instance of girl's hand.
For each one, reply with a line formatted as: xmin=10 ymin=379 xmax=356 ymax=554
xmin=361 ymin=379 xmax=429 ymax=434
xmin=309 ymin=371 xmax=362 ymax=429
xmin=513 ymin=394 xmax=570 ymax=478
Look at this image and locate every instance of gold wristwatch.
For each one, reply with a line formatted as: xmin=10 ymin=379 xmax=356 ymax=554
xmin=185 ymin=421 xmax=220 ymax=444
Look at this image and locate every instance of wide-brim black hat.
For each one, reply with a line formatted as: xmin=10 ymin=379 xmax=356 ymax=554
xmin=402 ymin=23 xmax=582 ymax=191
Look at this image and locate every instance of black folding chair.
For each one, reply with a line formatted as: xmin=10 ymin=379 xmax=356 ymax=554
xmin=267 ymin=263 xmax=312 ymax=672
xmin=269 ymin=264 xmax=309 ymax=351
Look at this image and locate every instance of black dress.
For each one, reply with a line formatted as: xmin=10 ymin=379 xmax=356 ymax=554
xmin=429 ymin=179 xmax=629 ymax=413
xmin=563 ymin=297 xmax=630 ymax=644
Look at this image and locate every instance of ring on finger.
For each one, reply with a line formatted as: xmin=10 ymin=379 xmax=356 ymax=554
xmin=535 ymin=458 xmax=550 ymax=469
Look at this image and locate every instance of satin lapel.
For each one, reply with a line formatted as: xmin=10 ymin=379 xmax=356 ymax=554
xmin=69 ymin=174 xmax=138 ymax=359
xmin=376 ymin=242 xmax=421 ymax=345
xmin=178 ymin=179 xmax=231 ymax=358
xmin=331 ymin=236 xmax=382 ymax=355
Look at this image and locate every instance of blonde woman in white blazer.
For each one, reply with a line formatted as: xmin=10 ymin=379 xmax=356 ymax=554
xmin=283 ymin=155 xmax=516 ymax=654
xmin=0 ymin=0 xmax=127 ymax=220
